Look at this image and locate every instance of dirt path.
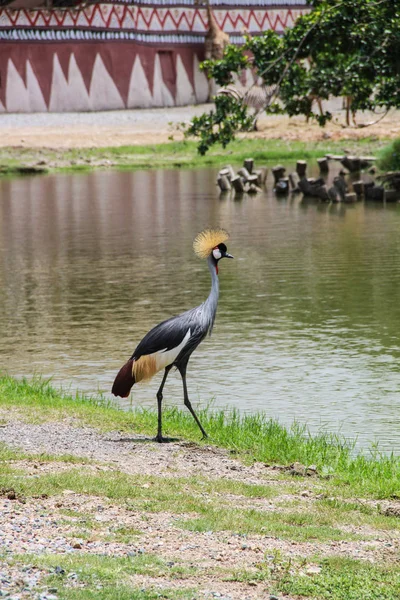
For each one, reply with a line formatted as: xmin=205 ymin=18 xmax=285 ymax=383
xmin=0 ymin=106 xmax=399 ymax=148
xmin=0 ymin=418 xmax=399 ymax=599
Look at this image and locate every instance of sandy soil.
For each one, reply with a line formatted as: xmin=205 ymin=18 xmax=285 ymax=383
xmin=0 ymin=106 xmax=399 ymax=148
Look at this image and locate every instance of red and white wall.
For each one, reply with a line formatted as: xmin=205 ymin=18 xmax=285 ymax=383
xmin=0 ymin=2 xmax=308 ymax=112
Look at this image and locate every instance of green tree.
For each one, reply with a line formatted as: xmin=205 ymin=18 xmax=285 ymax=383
xmin=186 ymin=0 xmax=400 ymax=154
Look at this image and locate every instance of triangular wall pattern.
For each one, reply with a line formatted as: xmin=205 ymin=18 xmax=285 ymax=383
xmin=89 ymin=53 xmax=125 ymax=110
xmin=127 ymin=55 xmax=153 ymax=108
xmin=6 ymin=59 xmax=30 ymax=112
xmin=175 ymin=55 xmax=196 ymax=106
xmin=26 ymin=60 xmax=47 ymax=112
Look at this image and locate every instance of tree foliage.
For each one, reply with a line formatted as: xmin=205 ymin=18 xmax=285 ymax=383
xmin=186 ymin=0 xmax=400 ymax=154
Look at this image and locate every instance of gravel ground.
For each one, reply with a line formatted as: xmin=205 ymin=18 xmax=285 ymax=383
xmin=0 ymin=105 xmax=399 ymax=148
xmin=1 ymin=418 xmax=400 ymax=599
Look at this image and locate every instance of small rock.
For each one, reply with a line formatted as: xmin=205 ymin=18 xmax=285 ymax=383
xmin=289 ymin=462 xmax=306 ymax=477
xmin=306 ymin=565 xmax=322 ymax=575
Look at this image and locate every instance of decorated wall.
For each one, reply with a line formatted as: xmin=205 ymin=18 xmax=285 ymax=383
xmin=0 ymin=1 xmax=308 ymax=112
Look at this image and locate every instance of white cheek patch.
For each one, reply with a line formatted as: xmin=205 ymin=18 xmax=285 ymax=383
xmin=213 ymin=248 xmax=222 ymax=260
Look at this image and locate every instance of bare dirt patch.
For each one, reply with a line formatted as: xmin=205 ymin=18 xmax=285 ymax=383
xmin=0 ymin=106 xmax=399 ymax=149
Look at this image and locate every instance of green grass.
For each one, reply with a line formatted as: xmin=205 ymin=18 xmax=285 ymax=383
xmin=180 ymin=508 xmax=361 ymax=542
xmin=278 ymin=556 xmax=400 ymax=600
xmin=0 ymin=137 xmax=388 ymax=174
xmin=378 ymin=137 xmax=400 ymax=171
xmin=2 ymin=375 xmax=400 ymax=499
xmin=10 ymin=553 xmax=199 ymax=600
xmin=230 ymin=554 xmax=400 ymax=600
xmin=0 ymin=451 xmax=397 ymax=544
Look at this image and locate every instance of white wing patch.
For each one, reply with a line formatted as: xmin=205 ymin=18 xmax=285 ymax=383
xmin=154 ymin=329 xmax=191 ymax=371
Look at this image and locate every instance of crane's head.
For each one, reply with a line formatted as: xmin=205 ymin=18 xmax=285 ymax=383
xmin=193 ymin=228 xmax=234 ymax=273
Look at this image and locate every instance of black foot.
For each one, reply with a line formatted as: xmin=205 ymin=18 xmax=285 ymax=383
xmin=154 ymin=435 xmax=179 ymax=444
xmin=201 ymin=432 xmax=208 ymax=441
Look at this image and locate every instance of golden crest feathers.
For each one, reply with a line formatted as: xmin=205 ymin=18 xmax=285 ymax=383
xmin=193 ymin=228 xmax=229 ymax=259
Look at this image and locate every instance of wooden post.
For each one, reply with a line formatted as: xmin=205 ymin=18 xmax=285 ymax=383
xmin=217 ymin=175 xmax=231 ymax=191
xmin=328 ymin=186 xmax=341 ymax=202
xmin=317 ymin=157 xmax=329 ymax=173
xmin=244 ymin=158 xmax=254 ymax=174
xmin=246 ymin=174 xmax=259 ymax=185
xmin=352 ymin=181 xmax=364 ymax=196
xmin=272 ymin=165 xmax=286 ymax=184
xmin=220 ymin=165 xmax=236 ymax=180
xmin=238 ymin=167 xmax=251 ymax=182
xmin=254 ymin=169 xmax=266 ymax=186
xmin=333 ymin=175 xmax=347 ymax=200
xmin=366 ymin=185 xmax=384 ymax=201
xmin=219 ymin=168 xmax=232 ymax=180
xmin=231 ymin=176 xmax=245 ymax=193
xmin=344 ymin=192 xmax=357 ymax=203
xmin=289 ymin=172 xmax=300 ymax=192
xmin=296 ymin=160 xmax=307 ymax=177
xmin=385 ymin=189 xmax=398 ymax=202
xmin=275 ymin=178 xmax=289 ymax=194
xmin=341 ymin=155 xmax=361 ymax=173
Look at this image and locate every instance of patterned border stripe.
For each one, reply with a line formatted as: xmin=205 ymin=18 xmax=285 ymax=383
xmin=0 ymin=29 xmax=207 ymax=42
xmin=103 ymin=0 xmax=307 ymax=5
xmin=0 ymin=5 xmax=309 ymax=34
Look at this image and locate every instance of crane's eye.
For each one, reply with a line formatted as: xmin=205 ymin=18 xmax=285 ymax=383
xmin=212 ymin=247 xmax=222 ymax=260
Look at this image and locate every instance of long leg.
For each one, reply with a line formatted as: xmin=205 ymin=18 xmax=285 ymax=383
xmin=178 ymin=363 xmax=208 ymax=440
xmin=155 ymin=365 xmax=172 ymax=443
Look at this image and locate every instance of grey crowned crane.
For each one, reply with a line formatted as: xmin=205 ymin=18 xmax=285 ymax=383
xmin=112 ymin=228 xmax=234 ymax=442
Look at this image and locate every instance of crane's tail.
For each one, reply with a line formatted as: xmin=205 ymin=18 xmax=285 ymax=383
xmin=112 ymin=359 xmax=135 ymax=398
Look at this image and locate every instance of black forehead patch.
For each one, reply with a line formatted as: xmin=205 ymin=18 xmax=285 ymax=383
xmin=218 ymin=243 xmax=227 ymax=253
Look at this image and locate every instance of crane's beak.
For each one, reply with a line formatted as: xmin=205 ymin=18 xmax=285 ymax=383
xmin=224 ymin=252 xmax=234 ymax=259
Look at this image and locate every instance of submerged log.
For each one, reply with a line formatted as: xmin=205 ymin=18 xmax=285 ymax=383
xmin=247 ymin=183 xmax=262 ymax=194
xmin=298 ymin=177 xmax=328 ymax=200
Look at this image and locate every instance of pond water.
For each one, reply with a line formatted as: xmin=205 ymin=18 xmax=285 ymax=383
xmin=2 ymin=166 xmax=400 ymax=452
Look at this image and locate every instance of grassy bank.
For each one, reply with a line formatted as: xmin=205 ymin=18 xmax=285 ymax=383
xmin=1 ymin=375 xmax=400 ymax=599
xmin=1 ymin=375 xmax=399 ymax=499
xmin=0 ymin=136 xmax=389 ymax=175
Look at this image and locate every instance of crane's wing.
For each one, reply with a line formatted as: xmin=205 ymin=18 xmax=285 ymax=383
xmin=131 ymin=310 xmax=198 ymax=361
xmin=112 ymin=307 xmax=207 ymax=397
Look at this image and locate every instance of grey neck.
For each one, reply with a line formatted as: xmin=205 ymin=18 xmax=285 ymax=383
xmin=204 ymin=254 xmax=220 ymax=332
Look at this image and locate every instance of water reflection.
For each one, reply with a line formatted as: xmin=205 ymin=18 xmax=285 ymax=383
xmin=2 ymin=166 xmax=400 ymax=452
